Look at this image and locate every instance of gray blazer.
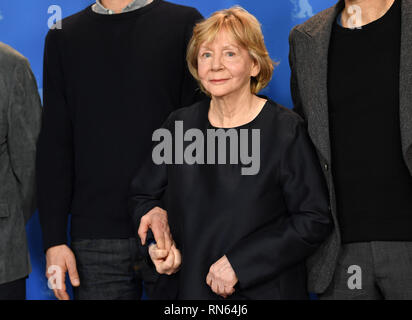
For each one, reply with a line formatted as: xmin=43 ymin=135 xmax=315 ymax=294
xmin=0 ymin=42 xmax=42 ymax=285
xmin=289 ymin=0 xmax=412 ymax=293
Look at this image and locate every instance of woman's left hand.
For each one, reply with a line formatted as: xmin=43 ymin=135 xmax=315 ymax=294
xmin=149 ymin=242 xmax=181 ymax=275
xmin=206 ymin=255 xmax=238 ymax=298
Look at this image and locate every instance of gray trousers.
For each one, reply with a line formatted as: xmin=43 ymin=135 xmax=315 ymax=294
xmin=320 ymin=241 xmax=412 ymax=300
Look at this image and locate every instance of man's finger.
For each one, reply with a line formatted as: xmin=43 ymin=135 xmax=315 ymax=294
xmin=47 ymin=265 xmax=67 ymax=298
xmin=138 ymin=217 xmax=149 ymax=245
xmin=152 ymin=224 xmax=166 ymax=250
xmin=55 ymin=279 xmax=68 ymax=300
xmin=164 ymin=231 xmax=172 ymax=252
xmin=59 ymin=290 xmax=70 ymax=300
xmin=50 ymin=273 xmax=62 ymax=300
xmin=57 ymin=290 xmax=69 ymax=300
xmin=67 ymin=257 xmax=80 ymax=287
xmin=53 ymin=289 xmax=59 ymax=300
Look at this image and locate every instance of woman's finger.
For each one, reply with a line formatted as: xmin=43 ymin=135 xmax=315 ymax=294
xmin=211 ymin=279 xmax=218 ymax=294
xmin=161 ymin=246 xmax=175 ymax=273
xmin=206 ymin=272 xmax=212 ymax=287
xmin=172 ymin=246 xmax=182 ymax=272
xmin=217 ymin=281 xmax=225 ymax=296
xmin=224 ymin=285 xmax=235 ymax=297
xmin=152 ymin=249 xmax=168 ymax=260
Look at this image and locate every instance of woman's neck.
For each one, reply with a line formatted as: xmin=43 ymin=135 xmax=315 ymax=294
xmin=209 ymin=90 xmax=266 ymax=128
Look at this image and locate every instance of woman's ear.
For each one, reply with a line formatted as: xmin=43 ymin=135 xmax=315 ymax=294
xmin=250 ymin=58 xmax=260 ymax=78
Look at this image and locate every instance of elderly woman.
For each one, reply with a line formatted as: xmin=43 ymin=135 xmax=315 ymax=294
xmin=129 ymin=6 xmax=332 ymax=300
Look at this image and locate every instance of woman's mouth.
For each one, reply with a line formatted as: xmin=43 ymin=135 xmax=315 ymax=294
xmin=210 ymin=79 xmax=230 ymax=84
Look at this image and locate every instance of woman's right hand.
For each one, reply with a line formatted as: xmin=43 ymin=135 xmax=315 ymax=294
xmin=149 ymin=242 xmax=182 ymax=275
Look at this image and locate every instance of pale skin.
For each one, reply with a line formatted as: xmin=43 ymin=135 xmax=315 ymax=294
xmin=148 ymin=242 xmax=181 ymax=275
xmin=45 ymin=245 xmax=80 ymax=300
xmin=139 ymin=29 xmax=266 ymax=298
xmin=341 ymin=0 xmax=395 ymax=28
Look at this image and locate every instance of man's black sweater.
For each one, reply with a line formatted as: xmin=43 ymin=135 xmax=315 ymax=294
xmin=328 ymin=0 xmax=412 ymax=243
xmin=36 ymin=0 xmax=203 ymax=250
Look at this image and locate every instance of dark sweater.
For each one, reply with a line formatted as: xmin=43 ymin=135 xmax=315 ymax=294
xmin=129 ymin=99 xmax=332 ymax=299
xmin=36 ymin=0 xmax=204 ymax=250
xmin=328 ymin=0 xmax=412 ymax=243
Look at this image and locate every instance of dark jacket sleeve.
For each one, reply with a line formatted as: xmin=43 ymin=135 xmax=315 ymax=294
xmin=226 ymin=117 xmax=333 ymax=290
xmin=8 ymin=58 xmax=42 ymax=223
xmin=179 ymin=8 xmax=205 ymax=107
xmin=127 ymin=115 xmax=173 ymax=292
xmin=128 ymin=155 xmax=167 ymax=237
xmin=36 ymin=29 xmax=73 ymax=251
xmin=128 ymin=114 xmax=174 ymax=241
xmin=289 ymin=28 xmax=306 ymax=122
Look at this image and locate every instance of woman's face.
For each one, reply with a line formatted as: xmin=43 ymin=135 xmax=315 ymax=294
xmin=197 ymin=30 xmax=260 ymax=98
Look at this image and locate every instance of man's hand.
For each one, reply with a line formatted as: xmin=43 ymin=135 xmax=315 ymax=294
xmin=148 ymin=243 xmax=181 ymax=275
xmin=45 ymin=244 xmax=80 ymax=300
xmin=206 ymin=255 xmax=238 ymax=299
xmin=138 ymin=206 xmax=173 ymax=251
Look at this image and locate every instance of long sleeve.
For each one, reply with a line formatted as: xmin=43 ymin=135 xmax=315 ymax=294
xmin=129 ymin=155 xmax=168 ymax=231
xmin=289 ymin=28 xmax=305 ymax=121
xmin=36 ymin=29 xmax=73 ymax=251
xmin=180 ymin=9 xmax=205 ymax=107
xmin=226 ymin=118 xmax=333 ymax=290
xmin=128 ymin=114 xmax=174 ymax=237
xmin=8 ymin=58 xmax=42 ymax=223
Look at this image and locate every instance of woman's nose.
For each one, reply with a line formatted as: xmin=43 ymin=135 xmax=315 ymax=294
xmin=211 ymin=54 xmax=224 ymax=71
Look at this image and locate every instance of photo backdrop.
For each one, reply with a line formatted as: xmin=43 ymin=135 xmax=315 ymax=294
xmin=0 ymin=0 xmax=336 ymax=300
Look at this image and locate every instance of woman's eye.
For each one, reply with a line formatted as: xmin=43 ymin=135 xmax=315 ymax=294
xmin=202 ymin=52 xmax=212 ymax=58
xmin=226 ymin=52 xmax=235 ymax=57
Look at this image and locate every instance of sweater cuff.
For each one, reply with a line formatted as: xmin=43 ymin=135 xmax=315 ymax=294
xmin=225 ymin=248 xmax=254 ymax=290
xmin=42 ymin=233 xmax=68 ymax=252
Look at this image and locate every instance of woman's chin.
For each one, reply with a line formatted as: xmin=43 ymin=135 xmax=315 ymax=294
xmin=209 ymin=89 xmax=237 ymax=99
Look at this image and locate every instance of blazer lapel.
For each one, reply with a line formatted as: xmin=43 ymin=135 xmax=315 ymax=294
xmin=300 ymin=1 xmax=344 ymax=165
xmin=400 ymin=0 xmax=412 ymax=173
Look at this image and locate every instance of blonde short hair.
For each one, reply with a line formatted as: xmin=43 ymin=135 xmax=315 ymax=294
xmin=186 ymin=6 xmax=275 ymax=96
